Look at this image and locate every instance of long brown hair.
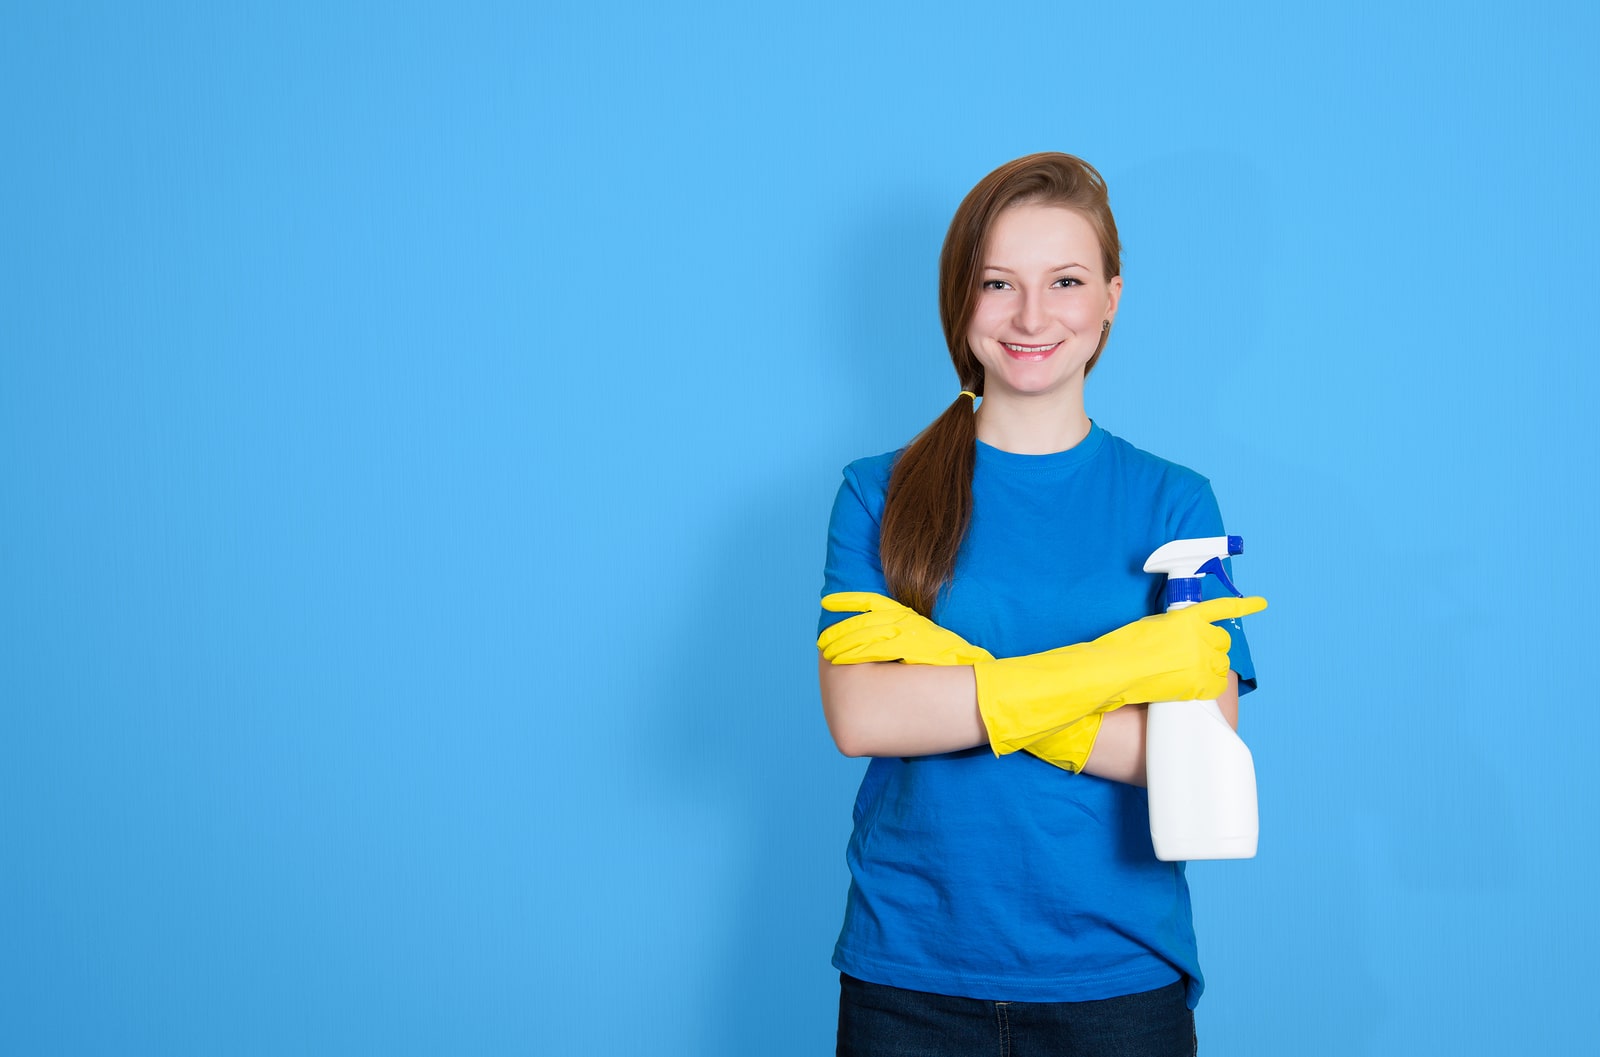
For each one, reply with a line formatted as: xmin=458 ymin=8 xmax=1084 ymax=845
xmin=880 ymin=153 xmax=1123 ymax=616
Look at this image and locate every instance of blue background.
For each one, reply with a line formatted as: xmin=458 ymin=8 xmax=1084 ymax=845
xmin=4 ymin=2 xmax=1595 ymax=1053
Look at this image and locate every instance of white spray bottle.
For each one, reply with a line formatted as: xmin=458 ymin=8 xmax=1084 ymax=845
xmin=1143 ymin=535 xmax=1258 ymax=862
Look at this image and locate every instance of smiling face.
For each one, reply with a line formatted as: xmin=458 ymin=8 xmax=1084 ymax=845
xmin=966 ymin=202 xmax=1122 ymax=403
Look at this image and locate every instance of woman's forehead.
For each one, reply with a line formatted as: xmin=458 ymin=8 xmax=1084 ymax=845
xmin=983 ymin=204 xmax=1101 ymax=266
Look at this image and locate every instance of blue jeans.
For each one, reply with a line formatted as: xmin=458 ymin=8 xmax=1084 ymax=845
xmin=837 ymin=973 xmax=1196 ymax=1057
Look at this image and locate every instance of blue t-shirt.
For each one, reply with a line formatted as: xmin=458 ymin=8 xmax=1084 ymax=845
xmin=818 ymin=421 xmax=1256 ymax=1008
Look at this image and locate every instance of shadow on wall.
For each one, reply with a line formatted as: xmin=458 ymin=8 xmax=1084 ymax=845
xmin=624 ymin=192 xmax=956 ymax=1055
xmin=651 ymin=470 xmax=860 ymax=1056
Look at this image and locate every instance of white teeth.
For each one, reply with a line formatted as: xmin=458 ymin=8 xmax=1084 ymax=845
xmin=1004 ymin=342 xmax=1058 ymax=352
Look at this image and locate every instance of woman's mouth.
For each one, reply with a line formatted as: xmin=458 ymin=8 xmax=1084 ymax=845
xmin=1001 ymin=341 xmax=1061 ymax=361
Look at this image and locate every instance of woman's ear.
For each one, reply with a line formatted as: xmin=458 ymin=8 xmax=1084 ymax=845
xmin=1104 ymin=274 xmax=1124 ymax=324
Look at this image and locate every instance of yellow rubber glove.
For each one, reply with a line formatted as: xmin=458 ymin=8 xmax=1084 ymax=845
xmin=974 ymin=596 xmax=1268 ymax=755
xmin=1024 ymin=717 xmax=1106 ymax=774
xmin=818 ymin=592 xmax=997 ymax=666
xmin=818 ymin=591 xmax=1107 ymax=773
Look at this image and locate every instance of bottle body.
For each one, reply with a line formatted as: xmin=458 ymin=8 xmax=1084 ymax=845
xmin=1146 ymin=697 xmax=1259 ymax=861
xmin=1141 ymin=537 xmax=1260 ymax=861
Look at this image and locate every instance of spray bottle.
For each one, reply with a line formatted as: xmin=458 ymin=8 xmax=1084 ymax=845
xmin=1143 ymin=535 xmax=1258 ymax=862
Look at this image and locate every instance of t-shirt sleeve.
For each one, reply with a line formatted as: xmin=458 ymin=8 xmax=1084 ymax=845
xmin=1173 ymin=480 xmax=1259 ymax=696
xmin=818 ymin=463 xmax=892 ymax=636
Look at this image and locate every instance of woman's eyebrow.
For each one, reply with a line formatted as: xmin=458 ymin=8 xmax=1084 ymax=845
xmin=982 ymin=262 xmax=1089 ymax=273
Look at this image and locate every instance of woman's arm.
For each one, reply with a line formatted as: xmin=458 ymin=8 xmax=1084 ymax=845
xmin=820 ymin=654 xmax=1242 ymax=785
xmin=1077 ymin=671 xmax=1240 ymax=786
xmin=818 ymin=653 xmax=988 ymax=757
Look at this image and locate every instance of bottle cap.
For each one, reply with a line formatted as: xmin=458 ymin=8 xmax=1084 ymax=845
xmin=1166 ymin=578 xmax=1204 ymax=606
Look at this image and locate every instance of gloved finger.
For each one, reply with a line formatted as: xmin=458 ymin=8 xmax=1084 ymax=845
xmin=821 ymin=631 xmax=910 ymax=664
xmin=817 ymin=610 xmax=916 ymax=651
xmin=825 ymin=644 xmax=905 ymax=665
xmin=821 ymin=591 xmax=910 ymax=615
xmin=818 ymin=619 xmax=908 ymax=659
xmin=835 ymin=607 xmax=925 ymax=630
xmin=1208 ymin=649 xmax=1230 ymax=679
xmin=1175 ymin=659 xmax=1229 ymax=699
xmin=1200 ymin=623 xmax=1231 ymax=653
xmin=824 ymin=633 xmax=996 ymax=666
xmin=1180 ymin=595 xmax=1268 ymax=624
xmin=817 ymin=611 xmax=915 ymax=646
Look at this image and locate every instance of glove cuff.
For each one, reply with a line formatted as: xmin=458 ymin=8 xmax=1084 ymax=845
xmin=1026 ymin=713 xmax=1106 ymax=774
xmin=973 ymin=650 xmax=1121 ymax=756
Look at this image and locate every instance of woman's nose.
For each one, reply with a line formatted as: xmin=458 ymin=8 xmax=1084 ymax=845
xmin=1015 ymin=290 xmax=1047 ymax=334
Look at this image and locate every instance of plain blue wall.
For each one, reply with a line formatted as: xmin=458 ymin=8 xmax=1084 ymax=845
xmin=4 ymin=1 xmax=1596 ymax=1053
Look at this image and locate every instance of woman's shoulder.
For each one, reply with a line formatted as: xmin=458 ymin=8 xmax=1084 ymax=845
xmin=826 ymin=448 xmax=903 ymax=531
xmin=1095 ymin=425 xmax=1213 ymax=499
xmin=838 ymin=447 xmax=903 ymax=496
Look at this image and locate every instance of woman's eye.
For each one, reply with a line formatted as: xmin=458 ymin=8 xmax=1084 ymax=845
xmin=981 ymin=280 xmax=1010 ymax=291
xmin=1054 ymin=277 xmax=1082 ymax=288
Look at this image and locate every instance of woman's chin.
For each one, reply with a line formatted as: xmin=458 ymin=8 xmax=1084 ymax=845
xmin=986 ymin=369 xmax=1086 ymax=401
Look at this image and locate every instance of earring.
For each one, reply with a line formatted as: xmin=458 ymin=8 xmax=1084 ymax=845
xmin=1101 ymin=320 xmax=1110 ymax=332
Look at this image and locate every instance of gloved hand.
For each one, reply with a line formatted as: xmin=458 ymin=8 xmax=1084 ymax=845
xmin=974 ymin=596 xmax=1268 ymax=755
xmin=818 ymin=591 xmax=1109 ymax=773
xmin=818 ymin=592 xmax=997 ymax=666
xmin=1024 ymin=718 xmax=1106 ymax=774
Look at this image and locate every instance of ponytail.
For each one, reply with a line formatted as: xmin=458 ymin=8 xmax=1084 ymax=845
xmin=880 ymin=390 xmax=979 ymax=617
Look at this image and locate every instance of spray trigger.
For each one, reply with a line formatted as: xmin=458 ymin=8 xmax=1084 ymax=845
xmin=1197 ymin=556 xmax=1243 ymax=598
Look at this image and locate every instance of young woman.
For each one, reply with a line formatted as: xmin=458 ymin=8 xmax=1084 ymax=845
xmin=816 ymin=153 xmax=1267 ymax=1056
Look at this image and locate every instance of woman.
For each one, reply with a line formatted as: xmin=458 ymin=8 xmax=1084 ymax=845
xmin=816 ymin=153 xmax=1266 ymax=1056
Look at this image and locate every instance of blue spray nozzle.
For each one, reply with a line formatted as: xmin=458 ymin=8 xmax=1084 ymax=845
xmin=1227 ymin=535 xmax=1244 ymax=556
xmin=1197 ymin=556 xmax=1243 ymax=598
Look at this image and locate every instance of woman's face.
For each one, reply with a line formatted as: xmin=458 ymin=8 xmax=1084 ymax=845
xmin=966 ymin=202 xmax=1122 ymax=401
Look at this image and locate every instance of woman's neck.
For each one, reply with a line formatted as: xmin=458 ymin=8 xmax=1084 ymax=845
xmin=973 ymin=387 xmax=1092 ymax=455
